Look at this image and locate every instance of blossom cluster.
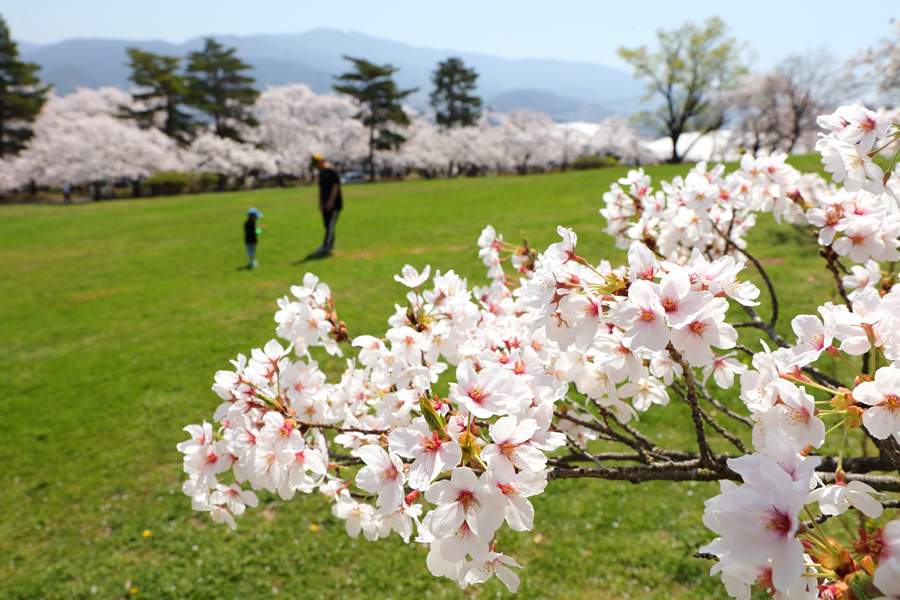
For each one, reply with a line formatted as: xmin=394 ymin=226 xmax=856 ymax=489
xmin=180 ymin=101 xmax=900 ymax=596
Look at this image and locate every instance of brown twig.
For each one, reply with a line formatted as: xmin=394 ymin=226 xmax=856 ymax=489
xmin=667 ymin=343 xmax=715 ymax=468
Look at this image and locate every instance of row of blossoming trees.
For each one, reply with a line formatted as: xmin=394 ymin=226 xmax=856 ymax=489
xmin=179 ymin=98 xmax=900 ymax=597
xmin=0 ymin=83 xmax=657 ymax=196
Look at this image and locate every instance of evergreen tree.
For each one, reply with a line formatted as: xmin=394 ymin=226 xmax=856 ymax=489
xmin=333 ymin=56 xmax=417 ymax=178
xmin=0 ymin=15 xmax=50 ymax=158
xmin=120 ymin=47 xmax=192 ymax=143
xmin=185 ymin=38 xmax=259 ymax=142
xmin=430 ymin=57 xmax=481 ymax=129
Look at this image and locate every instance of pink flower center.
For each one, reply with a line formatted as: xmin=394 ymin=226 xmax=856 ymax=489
xmin=469 ymin=385 xmax=489 ymax=405
xmin=808 ymin=332 xmax=825 ymax=349
xmin=500 ymin=442 xmax=519 ymax=461
xmin=753 ymin=567 xmax=774 ymax=590
xmin=783 ymin=405 xmax=809 ymax=426
xmin=638 ymin=307 xmax=656 ymax=322
xmin=496 ymin=482 xmax=517 ymax=499
xmin=762 ymin=508 xmax=793 ymax=536
xmin=422 ymin=436 xmax=442 ymax=452
xmin=881 ymin=394 xmax=900 ymax=414
xmin=380 ymin=465 xmax=399 ymax=482
xmin=689 ymin=321 xmax=708 ymax=335
xmin=456 ymin=489 xmax=478 ymax=512
xmin=662 ymin=297 xmax=678 ymax=313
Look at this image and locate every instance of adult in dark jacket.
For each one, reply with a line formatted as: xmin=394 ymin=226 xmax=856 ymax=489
xmin=311 ymin=153 xmax=342 ymax=255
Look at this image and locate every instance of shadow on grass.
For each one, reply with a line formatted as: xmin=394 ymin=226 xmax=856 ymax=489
xmin=293 ymin=249 xmax=333 ymax=265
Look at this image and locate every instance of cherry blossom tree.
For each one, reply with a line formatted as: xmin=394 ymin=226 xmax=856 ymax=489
xmin=494 ymin=109 xmax=563 ymax=174
xmin=186 ymin=131 xmax=277 ymax=189
xmin=8 ymin=87 xmax=181 ymax=197
xmin=252 ymin=84 xmax=367 ymax=178
xmin=585 ymin=116 xmax=659 ymax=166
xmin=181 ymin=97 xmax=900 ymax=598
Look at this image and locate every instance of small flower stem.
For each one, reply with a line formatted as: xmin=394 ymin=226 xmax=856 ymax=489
xmin=803 ymin=506 xmax=831 ymax=548
xmin=825 ymin=418 xmax=849 ymax=437
xmin=783 ymin=375 xmax=838 ymax=395
xmin=829 ymin=348 xmax=867 ymax=380
xmin=836 ymin=424 xmax=852 ymax=473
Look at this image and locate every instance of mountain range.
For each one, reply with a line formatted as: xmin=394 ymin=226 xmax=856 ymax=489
xmin=19 ymin=28 xmax=646 ymax=123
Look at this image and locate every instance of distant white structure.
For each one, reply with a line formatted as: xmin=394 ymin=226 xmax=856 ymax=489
xmin=643 ymin=130 xmax=744 ymax=163
xmin=555 ymin=118 xmax=659 ymax=166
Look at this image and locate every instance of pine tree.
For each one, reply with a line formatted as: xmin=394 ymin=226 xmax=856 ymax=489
xmin=120 ymin=47 xmax=192 ymax=143
xmin=333 ymin=56 xmax=417 ymax=178
xmin=430 ymin=57 xmax=482 ymax=176
xmin=430 ymin=57 xmax=481 ymax=130
xmin=185 ymin=38 xmax=259 ymax=142
xmin=0 ymin=15 xmax=50 ymax=158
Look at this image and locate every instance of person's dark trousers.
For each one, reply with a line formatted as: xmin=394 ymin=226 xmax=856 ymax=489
xmin=322 ymin=209 xmax=340 ymax=249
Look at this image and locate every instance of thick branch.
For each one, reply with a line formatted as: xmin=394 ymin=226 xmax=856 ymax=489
xmin=547 ymin=461 xmax=738 ymax=484
xmin=875 ymin=437 xmax=900 ymax=474
xmin=817 ymin=454 xmax=894 ymax=474
xmin=804 ymin=500 xmax=900 ymax=528
xmin=816 ymin=471 xmax=900 ymax=492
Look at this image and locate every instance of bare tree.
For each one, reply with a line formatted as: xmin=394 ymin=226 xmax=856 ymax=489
xmin=722 ymin=50 xmax=850 ymax=154
xmin=853 ymin=19 xmax=900 ymax=103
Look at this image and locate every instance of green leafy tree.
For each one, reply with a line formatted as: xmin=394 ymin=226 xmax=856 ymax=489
xmin=618 ymin=17 xmax=747 ymax=163
xmin=333 ymin=56 xmax=418 ymax=178
xmin=185 ymin=38 xmax=259 ymax=142
xmin=430 ymin=57 xmax=481 ymax=129
xmin=120 ymin=47 xmax=192 ymax=143
xmin=0 ymin=15 xmax=50 ymax=158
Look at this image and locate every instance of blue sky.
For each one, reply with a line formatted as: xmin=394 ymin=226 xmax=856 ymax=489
xmin=6 ymin=0 xmax=899 ymax=72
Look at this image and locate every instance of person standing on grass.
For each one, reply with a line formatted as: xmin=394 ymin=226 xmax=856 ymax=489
xmin=244 ymin=208 xmax=264 ymax=268
xmin=310 ymin=153 xmax=342 ymax=255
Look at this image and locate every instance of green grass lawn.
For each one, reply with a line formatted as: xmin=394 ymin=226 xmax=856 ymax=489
xmin=1 ymin=159 xmax=832 ymax=600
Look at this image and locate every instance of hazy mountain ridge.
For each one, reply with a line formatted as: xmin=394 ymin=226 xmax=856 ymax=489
xmin=18 ymin=29 xmax=644 ymax=121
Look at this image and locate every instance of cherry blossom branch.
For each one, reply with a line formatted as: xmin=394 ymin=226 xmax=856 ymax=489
xmin=560 ymin=430 xmax=606 ymax=468
xmin=547 ymin=461 xmax=737 ymax=484
xmin=595 ymin=403 xmax=662 ymax=454
xmin=712 ymin=224 xmax=781 ymax=330
xmin=875 ymin=437 xmax=900 ymax=474
xmin=693 ymin=380 xmax=754 ymax=427
xmin=803 ymin=500 xmax=900 ymax=528
xmin=672 ymin=382 xmax=749 ymax=454
xmin=667 ymin=343 xmax=715 ymax=468
xmin=815 ymin=471 xmax=900 ymax=492
xmin=817 ymin=454 xmax=894 ymax=474
xmin=294 ymin=419 xmax=388 ymax=436
xmin=819 ymin=245 xmax=853 ymax=310
xmin=555 ymin=408 xmax=660 ymax=462
xmin=547 ymin=452 xmax=649 ymax=466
